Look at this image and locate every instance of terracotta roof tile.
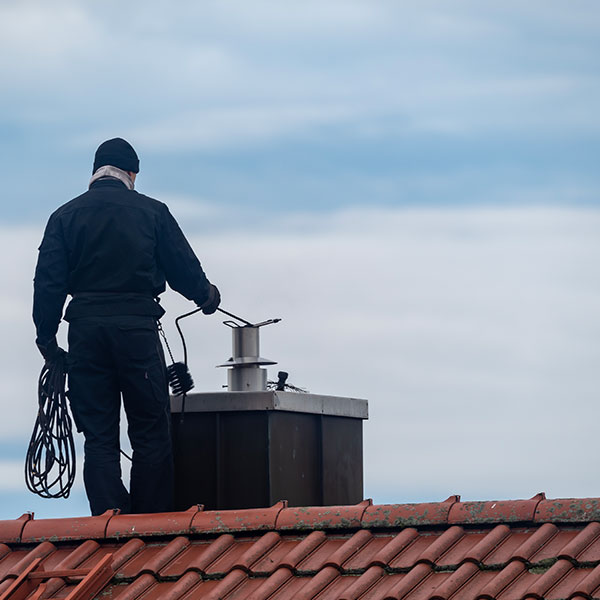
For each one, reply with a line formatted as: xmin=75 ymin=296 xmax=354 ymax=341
xmin=362 ymin=497 xmax=459 ymax=529
xmin=106 ymin=505 xmax=200 ymax=539
xmin=323 ymin=529 xmax=373 ymax=569
xmin=352 ymin=529 xmax=418 ymax=570
xmin=2 ymin=495 xmax=600 ymax=599
xmin=244 ymin=566 xmax=294 ymax=600
xmin=558 ymin=521 xmax=600 ymax=560
xmin=251 ymin=536 xmax=300 ymax=574
xmin=384 ymin=562 xmax=434 ymax=598
xmin=20 ymin=509 xmax=115 ymax=543
xmin=572 ymin=563 xmax=600 ymax=598
xmin=339 ymin=565 xmax=386 ymax=600
xmin=448 ymin=494 xmax=545 ymax=525
xmin=277 ymin=530 xmax=326 ymax=570
xmin=296 ymin=536 xmax=349 ymax=572
xmin=186 ymin=534 xmax=236 ymax=574
xmin=477 ymin=559 xmax=527 ymax=599
xmin=205 ymin=539 xmax=256 ymax=575
xmin=277 ymin=500 xmax=372 ymax=531
xmin=191 ymin=501 xmax=286 ymax=534
xmin=535 ymin=498 xmax=600 ymax=523
xmin=0 ymin=513 xmax=31 ymax=544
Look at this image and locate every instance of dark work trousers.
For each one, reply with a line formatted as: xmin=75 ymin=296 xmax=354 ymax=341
xmin=67 ymin=315 xmax=173 ymax=516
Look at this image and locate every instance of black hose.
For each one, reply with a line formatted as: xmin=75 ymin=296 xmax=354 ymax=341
xmin=175 ymin=307 xmax=203 ymax=366
xmin=25 ymin=350 xmax=76 ymax=499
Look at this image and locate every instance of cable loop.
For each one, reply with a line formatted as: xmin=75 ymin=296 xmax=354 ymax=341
xmin=25 ymin=350 xmax=76 ymax=499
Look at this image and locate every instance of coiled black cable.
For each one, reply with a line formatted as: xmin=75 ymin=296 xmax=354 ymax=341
xmin=25 ymin=349 xmax=76 ymax=499
xmin=24 ymin=306 xmax=245 ymax=495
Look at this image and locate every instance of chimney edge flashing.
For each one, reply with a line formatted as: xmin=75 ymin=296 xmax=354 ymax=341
xmin=170 ymin=390 xmax=368 ymax=419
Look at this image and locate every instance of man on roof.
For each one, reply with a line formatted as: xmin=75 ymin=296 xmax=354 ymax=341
xmin=32 ymin=138 xmax=220 ymax=516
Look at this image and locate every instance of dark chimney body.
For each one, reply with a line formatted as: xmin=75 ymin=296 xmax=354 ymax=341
xmin=171 ymin=319 xmax=368 ymax=511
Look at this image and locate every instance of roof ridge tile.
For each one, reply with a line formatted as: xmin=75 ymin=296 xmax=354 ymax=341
xmin=21 ymin=510 xmax=116 ymax=543
xmin=277 ymin=501 xmax=371 ymax=531
xmin=4 ymin=496 xmax=600 ymax=544
xmin=191 ymin=501 xmax=286 ymax=534
xmin=0 ymin=513 xmax=32 ymax=544
xmin=106 ymin=505 xmax=200 ymax=539
xmin=361 ymin=496 xmax=459 ymax=529
xmin=448 ymin=493 xmax=545 ymax=525
xmin=535 ymin=498 xmax=600 ymax=523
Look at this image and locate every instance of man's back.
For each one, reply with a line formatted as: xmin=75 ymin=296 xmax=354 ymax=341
xmin=53 ymin=179 xmax=167 ymax=297
xmin=34 ymin=173 xmax=214 ymax=345
xmin=32 ymin=138 xmax=221 ymax=515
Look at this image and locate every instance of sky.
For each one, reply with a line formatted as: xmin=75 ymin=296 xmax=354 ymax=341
xmin=0 ymin=1 xmax=599 ymax=519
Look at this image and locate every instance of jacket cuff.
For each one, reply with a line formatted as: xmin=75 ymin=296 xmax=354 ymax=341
xmin=36 ymin=337 xmax=58 ymax=359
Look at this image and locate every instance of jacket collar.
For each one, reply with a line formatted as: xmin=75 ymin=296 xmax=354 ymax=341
xmin=89 ymin=165 xmax=135 ymax=190
xmin=89 ymin=178 xmax=130 ymax=190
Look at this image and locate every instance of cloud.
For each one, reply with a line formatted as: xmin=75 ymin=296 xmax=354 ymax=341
xmin=1 ymin=0 xmax=599 ymax=514
xmin=0 ymin=461 xmax=27 ymax=492
xmin=148 ymin=205 xmax=600 ymax=503
xmin=113 ymin=104 xmax=359 ymax=152
xmin=2 ymin=205 xmax=599 ymax=516
xmin=2 ymin=0 xmax=599 ymax=149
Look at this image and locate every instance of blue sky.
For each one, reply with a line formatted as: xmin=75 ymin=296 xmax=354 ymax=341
xmin=2 ymin=1 xmax=600 ymax=221
xmin=0 ymin=1 xmax=599 ymax=518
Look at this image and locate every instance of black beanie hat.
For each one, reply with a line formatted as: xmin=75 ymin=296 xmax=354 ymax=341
xmin=93 ymin=138 xmax=140 ymax=174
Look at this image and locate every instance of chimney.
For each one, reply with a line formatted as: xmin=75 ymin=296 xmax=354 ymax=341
xmin=170 ymin=316 xmax=368 ymax=510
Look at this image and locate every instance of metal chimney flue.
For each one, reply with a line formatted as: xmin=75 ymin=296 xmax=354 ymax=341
xmin=171 ymin=312 xmax=368 ymax=511
xmin=217 ymin=319 xmax=279 ymax=391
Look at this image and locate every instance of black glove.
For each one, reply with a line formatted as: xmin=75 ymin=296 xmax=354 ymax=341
xmin=201 ymin=284 xmax=221 ymax=315
xmin=36 ymin=337 xmax=65 ymax=363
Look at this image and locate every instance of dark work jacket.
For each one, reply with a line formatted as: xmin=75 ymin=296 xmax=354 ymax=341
xmin=33 ymin=178 xmax=212 ymax=345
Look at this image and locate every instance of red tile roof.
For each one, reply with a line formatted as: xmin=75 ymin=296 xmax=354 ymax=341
xmin=2 ymin=495 xmax=600 ymax=599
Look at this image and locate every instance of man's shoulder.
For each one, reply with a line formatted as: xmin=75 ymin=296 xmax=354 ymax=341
xmin=134 ymin=191 xmax=168 ymax=211
xmin=52 ymin=188 xmax=168 ymax=218
xmin=50 ymin=191 xmax=90 ymax=219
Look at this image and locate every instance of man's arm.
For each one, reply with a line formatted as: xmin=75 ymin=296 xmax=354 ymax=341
xmin=33 ymin=213 xmax=69 ymax=357
xmin=156 ymin=205 xmax=217 ymax=308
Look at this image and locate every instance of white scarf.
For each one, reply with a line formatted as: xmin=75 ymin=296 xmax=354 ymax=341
xmin=89 ymin=165 xmax=135 ymax=190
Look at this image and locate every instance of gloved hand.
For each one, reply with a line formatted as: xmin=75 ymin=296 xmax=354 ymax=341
xmin=201 ymin=283 xmax=221 ymax=315
xmin=36 ymin=337 xmax=65 ymax=363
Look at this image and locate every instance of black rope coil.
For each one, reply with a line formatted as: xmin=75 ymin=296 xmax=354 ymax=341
xmin=25 ymin=350 xmax=76 ymax=499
